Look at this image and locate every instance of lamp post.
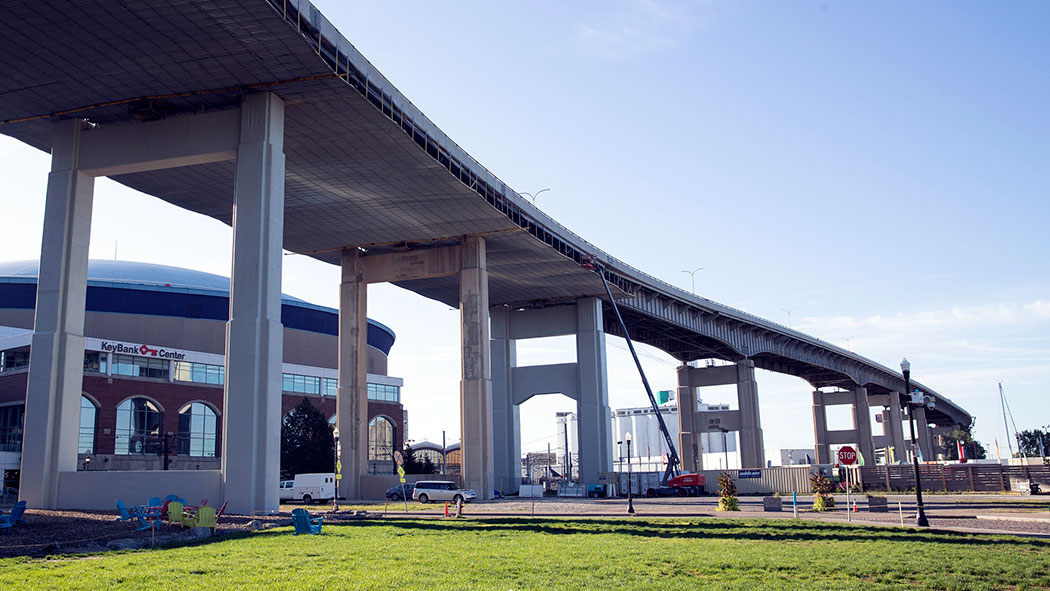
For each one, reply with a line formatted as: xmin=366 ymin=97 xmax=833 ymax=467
xmin=681 ymin=267 xmax=704 ymax=294
xmin=720 ymin=427 xmax=730 ymax=470
xmin=520 ymin=188 xmax=549 ymax=204
xmin=901 ymin=358 xmax=929 ymax=527
xmin=780 ymin=307 xmax=797 ymax=328
xmin=332 ymin=427 xmax=341 ymax=512
xmin=625 ymin=432 xmax=635 ymax=514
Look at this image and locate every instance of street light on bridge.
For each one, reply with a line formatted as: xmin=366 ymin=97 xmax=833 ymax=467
xmin=681 ymin=267 xmax=704 ymax=294
xmin=520 ymin=188 xmax=549 ymax=204
xmin=780 ymin=307 xmax=797 ymax=327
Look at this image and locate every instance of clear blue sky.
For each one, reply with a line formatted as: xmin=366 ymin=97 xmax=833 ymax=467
xmin=1 ymin=1 xmax=1046 ymax=457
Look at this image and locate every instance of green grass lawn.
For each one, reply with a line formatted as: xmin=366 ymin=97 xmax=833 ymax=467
xmin=1 ymin=518 xmax=1048 ymax=590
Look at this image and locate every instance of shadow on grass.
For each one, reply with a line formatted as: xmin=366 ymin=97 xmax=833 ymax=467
xmin=328 ymin=516 xmax=1050 ymax=550
xmin=40 ymin=514 xmax=1050 ymax=560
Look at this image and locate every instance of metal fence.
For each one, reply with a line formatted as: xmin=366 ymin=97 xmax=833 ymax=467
xmin=858 ymin=463 xmax=1050 ymax=493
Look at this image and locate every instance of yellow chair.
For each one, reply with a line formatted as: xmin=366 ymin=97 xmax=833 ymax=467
xmin=183 ymin=504 xmax=217 ymax=530
xmin=167 ymin=501 xmax=185 ymax=525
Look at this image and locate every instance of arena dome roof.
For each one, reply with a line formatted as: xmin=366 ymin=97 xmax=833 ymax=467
xmin=0 ymin=260 xmax=395 ymax=354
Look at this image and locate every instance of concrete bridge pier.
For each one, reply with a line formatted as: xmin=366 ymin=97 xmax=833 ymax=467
xmin=20 ymin=93 xmax=286 ymax=513
xmin=676 ymin=361 xmax=765 ymax=470
xmin=490 ymin=298 xmax=613 ymax=493
xmin=340 ymin=238 xmax=496 ymax=498
xmin=811 ymin=387 xmax=875 ymax=465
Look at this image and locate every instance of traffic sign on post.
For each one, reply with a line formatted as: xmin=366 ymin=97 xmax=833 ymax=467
xmin=837 ymin=445 xmax=857 ymax=465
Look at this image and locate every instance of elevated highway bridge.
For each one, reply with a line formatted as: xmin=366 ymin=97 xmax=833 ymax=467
xmin=1 ymin=0 xmax=969 ymax=511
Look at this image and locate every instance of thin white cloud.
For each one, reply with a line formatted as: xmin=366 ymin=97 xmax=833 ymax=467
xmin=575 ymin=0 xmax=704 ymax=60
xmin=799 ymin=300 xmax=1050 ymax=333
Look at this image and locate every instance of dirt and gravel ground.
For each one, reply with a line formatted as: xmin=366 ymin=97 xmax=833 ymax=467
xmin=2 ymin=494 xmax=1047 ymax=559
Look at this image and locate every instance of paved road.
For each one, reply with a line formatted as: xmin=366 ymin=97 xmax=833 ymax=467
xmin=360 ymin=493 xmax=1050 ymax=538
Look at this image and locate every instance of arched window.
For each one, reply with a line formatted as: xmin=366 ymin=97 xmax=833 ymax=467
xmin=78 ymin=396 xmax=97 ymax=454
xmin=177 ymin=402 xmax=217 ymax=457
xmin=368 ymin=416 xmax=395 ymax=461
xmin=115 ymin=398 xmax=162 ymax=455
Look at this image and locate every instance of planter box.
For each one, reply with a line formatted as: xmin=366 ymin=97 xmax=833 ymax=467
xmin=762 ymin=496 xmax=782 ymax=512
xmin=867 ymin=496 xmax=888 ymax=512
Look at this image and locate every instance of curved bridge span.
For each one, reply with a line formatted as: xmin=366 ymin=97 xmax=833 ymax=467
xmin=1 ymin=0 xmax=968 ymax=511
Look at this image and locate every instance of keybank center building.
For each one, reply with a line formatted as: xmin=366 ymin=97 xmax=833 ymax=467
xmin=0 ymin=260 xmax=405 ymax=485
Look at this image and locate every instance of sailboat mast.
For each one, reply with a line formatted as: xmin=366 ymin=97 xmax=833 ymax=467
xmin=1001 ymin=382 xmax=1028 ymax=462
xmin=1000 ymin=382 xmax=1015 ymax=457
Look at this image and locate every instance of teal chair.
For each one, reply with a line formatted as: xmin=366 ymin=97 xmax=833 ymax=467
xmin=291 ymin=508 xmax=323 ymax=535
xmin=115 ymin=499 xmax=136 ymax=521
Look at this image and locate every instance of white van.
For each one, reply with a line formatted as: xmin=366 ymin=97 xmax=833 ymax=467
xmin=279 ymin=473 xmax=336 ymax=504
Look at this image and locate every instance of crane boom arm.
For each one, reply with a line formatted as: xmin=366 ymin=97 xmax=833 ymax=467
xmin=584 ymin=256 xmax=681 ymax=484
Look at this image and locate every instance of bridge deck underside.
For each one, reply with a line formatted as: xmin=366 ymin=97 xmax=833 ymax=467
xmin=0 ymin=0 xmax=970 ymax=427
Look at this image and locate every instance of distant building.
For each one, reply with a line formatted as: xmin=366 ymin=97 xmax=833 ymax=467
xmin=612 ymin=397 xmax=739 ymax=472
xmin=767 ymin=448 xmax=814 ymax=466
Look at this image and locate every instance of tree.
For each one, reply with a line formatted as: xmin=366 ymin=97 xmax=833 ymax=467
xmin=280 ymin=398 xmax=334 ymax=479
xmin=941 ymin=424 xmax=987 ymax=461
xmin=1017 ymin=426 xmax=1050 ymax=458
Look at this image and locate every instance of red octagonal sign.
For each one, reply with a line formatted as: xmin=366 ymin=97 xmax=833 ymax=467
xmin=837 ymin=445 xmax=857 ymax=465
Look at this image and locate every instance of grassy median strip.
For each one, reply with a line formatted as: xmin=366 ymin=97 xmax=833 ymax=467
xmin=1 ymin=517 xmax=1048 ymax=590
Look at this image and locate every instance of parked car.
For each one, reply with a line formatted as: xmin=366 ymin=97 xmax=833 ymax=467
xmin=385 ymin=483 xmax=415 ymax=501
xmin=412 ymin=480 xmax=477 ymax=504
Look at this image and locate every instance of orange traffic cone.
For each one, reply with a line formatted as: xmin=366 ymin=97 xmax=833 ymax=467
xmin=444 ymin=502 xmax=450 ymax=517
xmin=852 ymin=499 xmax=858 ymax=512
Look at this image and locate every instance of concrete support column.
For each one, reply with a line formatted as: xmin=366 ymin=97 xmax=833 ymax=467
xmin=337 ymin=248 xmax=368 ymax=499
xmin=575 ymin=297 xmax=612 ymax=484
xmin=460 ymin=236 xmax=494 ymax=498
xmin=852 ymin=387 xmax=875 ymax=463
xmin=676 ymin=365 xmax=702 ymax=473
xmin=736 ymin=360 xmax=765 ymax=468
xmin=913 ymin=405 xmax=934 ymax=461
xmin=20 ymin=119 xmax=95 ymax=508
xmin=812 ymin=390 xmax=831 ymax=464
xmin=887 ymin=392 xmax=906 ymax=462
xmin=221 ymin=92 xmax=285 ymax=515
xmin=490 ymin=306 xmax=519 ymax=494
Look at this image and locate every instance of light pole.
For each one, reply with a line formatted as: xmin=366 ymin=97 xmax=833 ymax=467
xmin=780 ymin=307 xmax=797 ymax=328
xmin=520 ymin=188 xmax=549 ymax=204
xmin=681 ymin=267 xmax=704 ymax=294
xmin=901 ymin=358 xmax=929 ymax=527
xmin=625 ymin=432 xmax=635 ymax=514
xmin=332 ymin=427 xmax=341 ymax=512
xmin=720 ymin=427 xmax=730 ymax=470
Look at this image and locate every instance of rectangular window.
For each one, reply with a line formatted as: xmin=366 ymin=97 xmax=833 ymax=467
xmin=0 ymin=404 xmax=25 ymax=453
xmin=83 ymin=351 xmax=107 ymax=373
xmin=322 ymin=378 xmax=338 ymax=397
xmin=173 ymin=361 xmax=224 ymax=385
xmin=281 ymin=373 xmax=321 ymax=394
xmin=0 ymin=350 xmax=30 ymax=373
xmin=111 ymin=354 xmax=169 ymax=380
xmin=367 ymin=383 xmax=400 ymax=403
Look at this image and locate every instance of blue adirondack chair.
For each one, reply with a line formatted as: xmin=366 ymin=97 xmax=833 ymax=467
xmin=291 ymin=508 xmax=323 ymax=535
xmin=7 ymin=501 xmax=26 ymax=525
xmin=0 ymin=501 xmax=26 ymax=532
xmin=115 ymin=499 xmax=137 ymax=521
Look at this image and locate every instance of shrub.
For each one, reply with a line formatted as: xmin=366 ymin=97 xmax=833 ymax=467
xmin=717 ymin=472 xmax=740 ymax=512
xmin=811 ymin=473 xmax=835 ymax=511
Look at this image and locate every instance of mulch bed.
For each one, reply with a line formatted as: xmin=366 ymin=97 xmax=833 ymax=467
xmin=0 ymin=509 xmax=290 ymax=559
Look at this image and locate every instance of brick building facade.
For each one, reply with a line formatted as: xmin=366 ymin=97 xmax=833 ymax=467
xmin=0 ymin=260 xmax=405 ymax=483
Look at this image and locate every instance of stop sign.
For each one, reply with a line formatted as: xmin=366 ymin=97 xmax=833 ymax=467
xmin=837 ymin=445 xmax=857 ymax=465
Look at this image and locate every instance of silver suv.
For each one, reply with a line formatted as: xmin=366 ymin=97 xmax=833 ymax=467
xmin=412 ymin=480 xmax=477 ymax=504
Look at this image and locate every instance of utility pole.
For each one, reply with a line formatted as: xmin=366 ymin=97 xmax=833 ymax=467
xmin=563 ymin=416 xmax=571 ymax=482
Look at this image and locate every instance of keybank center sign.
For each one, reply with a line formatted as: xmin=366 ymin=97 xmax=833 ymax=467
xmin=93 ymin=339 xmax=187 ymax=361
